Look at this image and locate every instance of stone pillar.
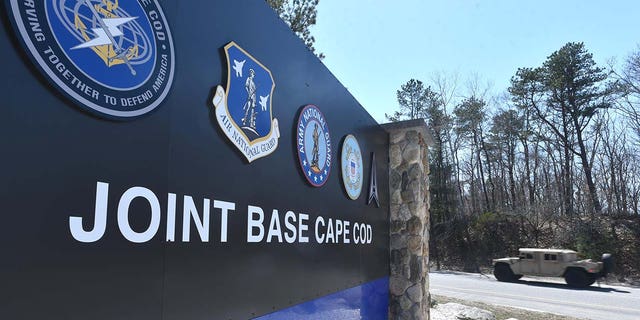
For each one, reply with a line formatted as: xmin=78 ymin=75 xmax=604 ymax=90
xmin=382 ymin=119 xmax=432 ymax=320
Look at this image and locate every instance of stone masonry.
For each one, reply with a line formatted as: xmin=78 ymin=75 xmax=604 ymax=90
xmin=382 ymin=119 xmax=432 ymax=320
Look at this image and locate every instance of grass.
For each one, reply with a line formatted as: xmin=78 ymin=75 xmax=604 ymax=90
xmin=431 ymin=295 xmax=585 ymax=320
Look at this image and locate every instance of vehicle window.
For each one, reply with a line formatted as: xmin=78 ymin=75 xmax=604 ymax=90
xmin=526 ymin=253 xmax=533 ymax=259
xmin=544 ymin=254 xmax=558 ymax=261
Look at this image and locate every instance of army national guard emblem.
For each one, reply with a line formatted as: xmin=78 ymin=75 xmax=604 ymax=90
xmin=8 ymin=0 xmax=175 ymax=119
xmin=341 ymin=134 xmax=363 ymax=200
xmin=297 ymin=105 xmax=332 ymax=187
xmin=212 ymin=42 xmax=280 ymax=162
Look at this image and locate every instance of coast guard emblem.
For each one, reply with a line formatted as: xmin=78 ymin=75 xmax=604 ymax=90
xmin=341 ymin=134 xmax=363 ymax=200
xmin=8 ymin=0 xmax=175 ymax=119
xmin=297 ymin=105 xmax=332 ymax=187
xmin=212 ymin=42 xmax=279 ymax=162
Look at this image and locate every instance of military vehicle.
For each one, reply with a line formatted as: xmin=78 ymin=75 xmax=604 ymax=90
xmin=493 ymin=248 xmax=613 ymax=287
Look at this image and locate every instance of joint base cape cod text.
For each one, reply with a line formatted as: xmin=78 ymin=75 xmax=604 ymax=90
xmin=69 ymin=182 xmax=373 ymax=245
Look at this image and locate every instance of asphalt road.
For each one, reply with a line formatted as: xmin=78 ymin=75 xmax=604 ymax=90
xmin=429 ymin=271 xmax=640 ymax=320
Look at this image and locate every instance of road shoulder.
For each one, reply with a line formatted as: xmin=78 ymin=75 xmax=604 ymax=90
xmin=432 ymin=295 xmax=585 ymax=320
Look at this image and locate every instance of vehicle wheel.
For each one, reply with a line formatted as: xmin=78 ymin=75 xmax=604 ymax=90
xmin=564 ymin=268 xmax=593 ymax=287
xmin=513 ymin=274 xmax=523 ymax=280
xmin=494 ymin=263 xmax=515 ymax=282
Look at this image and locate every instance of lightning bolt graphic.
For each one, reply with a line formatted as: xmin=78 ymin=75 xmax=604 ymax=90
xmin=72 ymin=17 xmax=137 ymax=49
xmin=72 ymin=0 xmax=138 ymax=75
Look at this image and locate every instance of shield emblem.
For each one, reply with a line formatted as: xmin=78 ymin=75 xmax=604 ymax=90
xmin=212 ymin=42 xmax=279 ymax=162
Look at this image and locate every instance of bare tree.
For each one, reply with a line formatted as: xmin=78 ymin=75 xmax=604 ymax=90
xmin=611 ymin=46 xmax=640 ymax=142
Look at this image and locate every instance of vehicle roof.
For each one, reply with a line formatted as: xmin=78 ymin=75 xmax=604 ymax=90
xmin=519 ymin=248 xmax=577 ymax=254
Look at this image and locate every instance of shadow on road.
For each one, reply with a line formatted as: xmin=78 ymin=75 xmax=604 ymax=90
xmin=515 ymin=279 xmax=631 ymax=293
xmin=431 ymin=270 xmax=636 ymax=293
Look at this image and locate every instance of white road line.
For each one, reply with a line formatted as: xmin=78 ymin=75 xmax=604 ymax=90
xmin=431 ymin=284 xmax=640 ymax=314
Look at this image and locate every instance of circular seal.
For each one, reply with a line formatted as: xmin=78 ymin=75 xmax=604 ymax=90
xmin=341 ymin=134 xmax=363 ymax=200
xmin=8 ymin=0 xmax=175 ymax=119
xmin=296 ymin=105 xmax=332 ymax=187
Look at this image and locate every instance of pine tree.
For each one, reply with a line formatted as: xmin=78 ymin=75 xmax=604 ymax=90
xmin=266 ymin=0 xmax=324 ymax=59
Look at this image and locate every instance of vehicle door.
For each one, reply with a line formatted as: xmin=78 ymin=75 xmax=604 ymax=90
xmin=540 ymin=253 xmax=563 ymax=276
xmin=518 ymin=252 xmax=538 ymax=274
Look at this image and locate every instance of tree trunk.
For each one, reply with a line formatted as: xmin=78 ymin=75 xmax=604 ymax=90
xmin=508 ymin=140 xmax=516 ymax=209
xmin=480 ymin=130 xmax=497 ymax=210
xmin=562 ymin=111 xmax=574 ymax=216
xmin=572 ymin=115 xmax=602 ymax=214
xmin=474 ymin=131 xmax=490 ymax=212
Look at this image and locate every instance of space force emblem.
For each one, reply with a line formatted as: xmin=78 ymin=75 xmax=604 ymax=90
xmin=297 ymin=105 xmax=332 ymax=187
xmin=212 ymin=42 xmax=280 ymax=162
xmin=8 ymin=0 xmax=175 ymax=119
xmin=341 ymin=134 xmax=363 ymax=200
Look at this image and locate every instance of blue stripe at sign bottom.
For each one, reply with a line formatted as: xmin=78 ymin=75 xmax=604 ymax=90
xmin=255 ymin=277 xmax=389 ymax=320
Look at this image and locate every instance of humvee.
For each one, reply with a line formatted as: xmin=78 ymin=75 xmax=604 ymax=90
xmin=492 ymin=248 xmax=613 ymax=287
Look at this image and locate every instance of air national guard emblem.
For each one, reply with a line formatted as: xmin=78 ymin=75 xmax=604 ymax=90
xmin=212 ymin=42 xmax=280 ymax=162
xmin=341 ymin=134 xmax=363 ymax=200
xmin=8 ymin=0 xmax=175 ymax=119
xmin=297 ymin=105 xmax=332 ymax=187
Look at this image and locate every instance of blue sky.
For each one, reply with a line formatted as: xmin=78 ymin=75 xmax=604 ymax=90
xmin=312 ymin=0 xmax=640 ymax=123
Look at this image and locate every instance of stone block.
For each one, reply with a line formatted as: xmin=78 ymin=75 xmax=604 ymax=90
xmin=390 ymin=219 xmax=405 ymax=233
xmin=407 ymin=163 xmax=422 ymax=181
xmin=399 ymin=293 xmax=413 ymax=311
xmin=389 ymin=131 xmax=405 ymax=144
xmin=407 ymin=216 xmax=422 ymax=235
xmin=398 ymin=203 xmax=412 ymax=221
xmin=389 ymin=300 xmax=401 ymax=319
xmin=390 ymin=205 xmax=400 ymax=220
xmin=424 ymin=271 xmax=430 ymax=291
xmin=391 ymin=248 xmax=410 ymax=277
xmin=389 ymin=144 xmax=402 ymax=168
xmin=401 ymin=180 xmax=420 ymax=203
xmin=402 ymin=142 xmax=421 ymax=164
xmin=390 ymin=275 xmax=411 ymax=296
xmin=390 ymin=234 xmax=407 ymax=250
xmin=410 ymin=304 xmax=423 ymax=319
xmin=406 ymin=283 xmax=423 ymax=303
xmin=390 ymin=170 xmax=402 ymax=190
xmin=409 ymin=254 xmax=424 ymax=282
xmin=391 ymin=189 xmax=403 ymax=205
xmin=396 ymin=162 xmax=409 ymax=175
xmin=401 ymin=171 xmax=410 ymax=190
xmin=405 ymin=130 xmax=419 ymax=144
xmin=390 ymin=249 xmax=402 ymax=265
xmin=408 ymin=201 xmax=420 ymax=216
xmin=407 ymin=236 xmax=422 ymax=253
